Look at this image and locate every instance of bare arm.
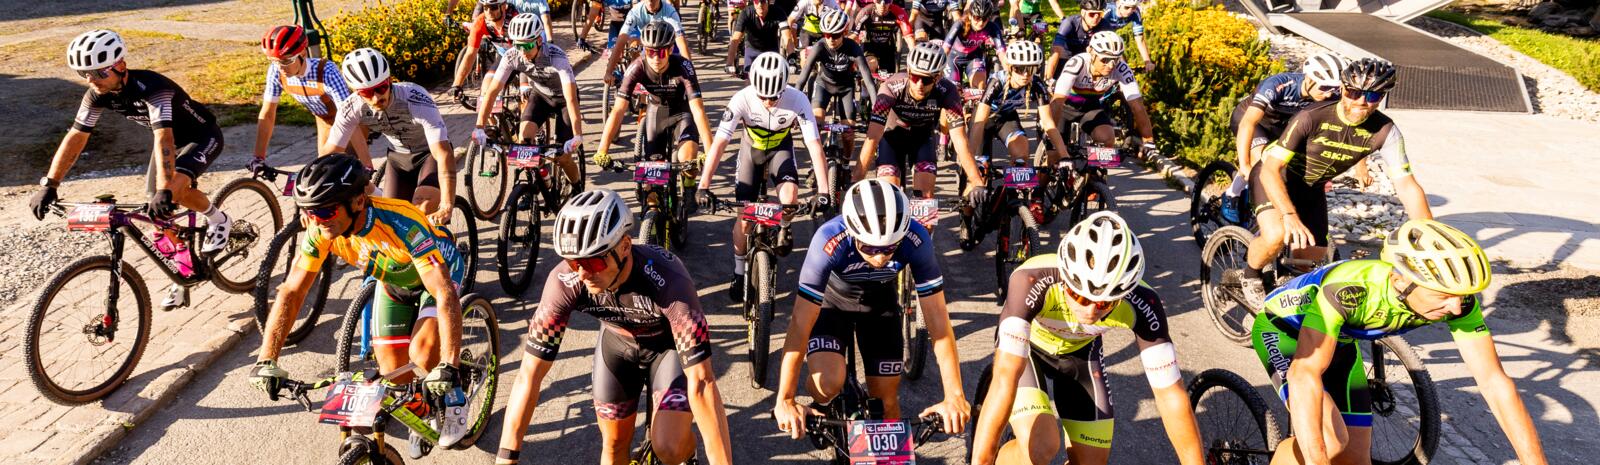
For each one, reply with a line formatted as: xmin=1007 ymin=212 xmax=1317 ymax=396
xmin=258 ymin=259 xmax=321 ymax=361
xmin=1391 ymin=175 xmax=1433 ymax=220
xmin=970 ymin=349 xmax=1024 ymax=465
xmin=1127 ymin=97 xmax=1155 ymax=142
xmin=1234 ymin=106 xmax=1266 ymax=171
xmin=475 ymin=72 xmax=508 ymax=128
xmin=855 ymin=121 xmax=885 ymax=180
xmin=947 ymin=113 xmax=983 ymax=187
xmin=727 ymin=31 xmax=746 ymax=68
xmin=776 ymin=297 xmax=822 ymax=405
xmin=45 ymin=129 xmax=92 ymax=183
xmin=564 ymin=80 xmax=585 ymax=139
xmin=699 ymin=134 xmax=732 ymax=189
xmin=802 ymin=134 xmax=829 ymax=195
xmin=452 ymin=43 xmax=482 ymax=88
xmin=254 ymin=102 xmax=279 ymax=160
xmin=151 ymin=128 xmax=179 ymax=190
xmin=598 ymin=95 xmax=633 ymax=155
xmin=684 ymin=360 xmax=734 ymax=465
xmin=1458 ymin=334 xmax=1548 ymax=465
xmin=1151 ymin=381 xmax=1205 ymax=465
xmin=428 ymin=140 xmax=457 ymax=220
xmin=1039 ymin=95 xmax=1069 ymax=153
xmin=1286 ymin=326 xmax=1339 ymax=465
xmin=419 ymin=262 xmax=461 ymax=365
xmin=690 ymin=98 xmax=715 ymax=150
xmin=969 ymin=104 xmax=990 ymax=160
xmin=916 ymin=291 xmax=969 ymax=433
xmin=495 ymin=352 xmax=555 ymax=464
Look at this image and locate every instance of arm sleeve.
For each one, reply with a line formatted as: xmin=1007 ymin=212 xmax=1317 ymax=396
xmin=294 ymin=225 xmax=335 ymax=272
xmin=1374 ymin=125 xmax=1413 ymax=179
xmin=263 ymin=64 xmax=284 ymax=104
xmin=680 ymin=59 xmax=704 ymax=98
xmin=404 ymin=88 xmax=450 ymax=146
xmin=72 ymin=91 xmax=103 ymax=132
xmin=1301 ymin=287 xmax=1346 ymax=336
xmin=1444 ymin=294 xmax=1491 ymax=339
xmin=523 ymin=270 xmax=577 ymax=361
xmin=794 ymin=90 xmax=820 ymax=141
xmin=796 ymin=228 xmax=842 ymax=303
xmin=143 ymin=90 xmax=177 ymax=130
xmin=904 ymin=224 xmax=945 ymax=296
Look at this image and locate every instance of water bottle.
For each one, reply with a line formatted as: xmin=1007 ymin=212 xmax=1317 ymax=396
xmin=151 ymin=231 xmax=195 ymax=277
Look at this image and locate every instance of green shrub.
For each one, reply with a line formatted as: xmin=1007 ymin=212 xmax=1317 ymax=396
xmin=325 ymin=0 xmax=472 ymax=84
xmin=1427 ymin=9 xmax=1600 ymax=93
xmin=1137 ymin=0 xmax=1283 ymax=169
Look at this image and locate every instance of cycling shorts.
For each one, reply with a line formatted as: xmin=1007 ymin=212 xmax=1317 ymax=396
xmin=1247 ymin=161 xmax=1330 ymax=247
xmin=172 ymin=133 xmax=225 ymax=183
xmin=381 ymin=153 xmax=441 ymax=204
xmin=1228 ymin=99 xmax=1287 ymax=150
xmin=982 ymin=113 xmax=1030 ymax=151
xmin=811 ymin=86 xmax=858 ymax=122
xmin=735 ymin=138 xmax=801 ymax=201
xmin=644 ymin=111 xmax=701 ymax=159
xmin=607 ymin=15 xmax=627 ymax=48
xmin=593 ymin=327 xmax=693 ymax=420
xmin=863 ymin=44 xmax=899 ymax=74
xmin=1251 ymin=316 xmax=1374 ymax=427
xmin=1055 ymin=104 xmax=1115 ymax=142
xmin=371 ymin=283 xmax=442 ymax=347
xmin=519 ymin=97 xmax=575 ymax=142
xmin=1008 ymin=340 xmax=1115 ymax=448
xmin=952 ymin=54 xmax=989 ymax=84
xmin=874 ymin=129 xmax=939 ymax=179
xmin=807 ymin=304 xmax=906 ymax=377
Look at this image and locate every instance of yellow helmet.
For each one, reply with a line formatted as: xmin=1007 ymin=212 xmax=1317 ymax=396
xmin=1380 ymin=219 xmax=1491 ymax=295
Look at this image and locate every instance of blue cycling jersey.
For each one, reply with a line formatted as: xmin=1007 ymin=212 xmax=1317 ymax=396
xmin=602 ymin=0 xmax=634 ymax=9
xmin=797 ymin=216 xmax=945 ymax=305
xmin=619 ymin=1 xmax=684 ymax=38
xmin=1248 ymin=72 xmax=1321 ymax=126
xmin=1102 ymin=6 xmax=1144 ymax=35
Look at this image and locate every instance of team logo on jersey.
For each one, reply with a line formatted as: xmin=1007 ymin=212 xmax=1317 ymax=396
xmin=1334 ymin=285 xmax=1368 ymax=310
xmin=822 ymin=231 xmax=847 ymax=254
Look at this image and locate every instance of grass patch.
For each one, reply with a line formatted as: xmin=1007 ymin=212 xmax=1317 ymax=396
xmin=121 ymin=30 xmax=186 ymax=41
xmin=182 ymin=50 xmax=316 ymax=128
xmin=1426 ymin=9 xmax=1600 ymax=93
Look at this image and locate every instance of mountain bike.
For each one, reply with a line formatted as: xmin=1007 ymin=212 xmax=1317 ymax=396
xmin=276 ymin=359 xmax=496 ymax=464
xmin=449 ymin=19 xmax=509 ymax=113
xmin=705 ymin=195 xmax=812 ymax=390
xmin=603 ymin=157 xmax=699 ymax=251
xmin=1199 ymin=225 xmax=1341 ymax=346
xmin=960 ymin=157 xmax=1045 ymax=304
xmin=897 ymin=198 xmax=942 ymax=382
xmin=802 ymin=329 xmax=950 ymax=464
xmin=26 ymin=183 xmax=282 ymax=404
xmin=461 ymin=72 xmax=524 ymax=220
xmin=1185 ymin=368 xmax=1282 ymax=465
xmin=694 ymin=0 xmax=721 ymax=54
xmin=1037 ymin=121 xmax=1119 ymax=228
xmin=1189 ymin=159 xmax=1246 ymax=247
xmin=250 ymin=164 xmax=338 ymax=346
xmin=811 ymin=119 xmax=856 ymax=219
xmin=491 ymin=121 xmax=586 ymax=295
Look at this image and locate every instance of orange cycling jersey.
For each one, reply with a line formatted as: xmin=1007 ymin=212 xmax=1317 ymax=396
xmin=297 ymin=197 xmax=465 ymax=288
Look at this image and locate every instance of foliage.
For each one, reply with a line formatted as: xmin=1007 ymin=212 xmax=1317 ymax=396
xmin=325 ymin=0 xmax=472 ymax=84
xmin=185 ymin=50 xmax=317 ymax=127
xmin=1136 ymin=0 xmax=1282 ymax=169
xmin=1427 ymin=9 xmax=1600 ymax=93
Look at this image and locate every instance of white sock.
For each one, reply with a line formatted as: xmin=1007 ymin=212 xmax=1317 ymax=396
xmin=733 ymin=255 xmax=746 ymax=276
xmin=203 ymin=206 xmax=228 ymax=226
xmin=1225 ymin=173 xmax=1247 ymax=197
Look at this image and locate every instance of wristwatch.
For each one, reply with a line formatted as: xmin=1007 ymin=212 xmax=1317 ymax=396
xmin=40 ymin=177 xmax=59 ymax=188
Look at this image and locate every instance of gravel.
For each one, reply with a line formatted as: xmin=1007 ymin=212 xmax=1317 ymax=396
xmin=0 ymin=225 xmax=110 ymax=309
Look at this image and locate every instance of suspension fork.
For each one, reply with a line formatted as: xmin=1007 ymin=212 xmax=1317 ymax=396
xmin=101 ymin=228 xmax=129 ymax=338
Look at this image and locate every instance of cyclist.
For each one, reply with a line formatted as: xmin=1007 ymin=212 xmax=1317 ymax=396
xmin=1221 ymin=52 xmax=1345 ymax=223
xmin=469 ymin=14 xmax=584 ymax=193
xmin=797 ymin=10 xmax=877 ymax=130
xmin=31 ymin=30 xmax=232 ymax=310
xmin=1102 ymin=0 xmax=1154 ymax=73
xmin=727 ymin=0 xmax=786 ymax=75
xmin=496 ymin=189 xmax=734 ymax=465
xmin=968 ymin=42 xmax=1046 ymax=162
xmin=576 ymin=0 xmax=638 ymax=51
xmin=942 ymin=0 xmax=1007 ymax=89
xmin=1238 ymin=58 xmax=1433 ymax=305
xmin=771 ymin=179 xmax=970 ymax=438
xmin=781 ymin=0 xmax=840 ymax=57
xmin=697 ymin=52 xmax=829 ymax=300
xmin=857 ymin=42 xmax=985 ymax=203
xmin=850 ymin=0 xmax=913 ymax=75
xmin=249 ymin=154 xmax=471 ymax=450
xmin=447 ymin=0 xmax=518 ymax=106
xmin=971 ymin=211 xmax=1204 ymax=465
xmin=1038 ymin=31 xmax=1157 ymax=160
xmin=1043 ymin=0 xmax=1113 ymax=77
xmin=322 ymin=48 xmax=458 ymax=227
xmin=1252 ymin=219 xmax=1549 ymax=465
xmin=604 ymin=0 xmax=691 ymax=86
xmin=595 ymin=22 xmax=715 ymax=189
xmin=1003 ymin=0 xmax=1063 ymax=39
xmin=254 ymin=25 xmax=368 ymax=168
xmin=910 ymin=0 xmax=959 ymax=42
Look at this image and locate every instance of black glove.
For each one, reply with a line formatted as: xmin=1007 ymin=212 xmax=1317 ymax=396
xmin=966 ymin=185 xmax=989 ymax=208
xmin=30 ymin=187 xmax=58 ymax=221
xmin=695 ymin=189 xmax=714 ymax=213
xmin=424 ymin=364 xmax=462 ymax=396
xmin=449 ymin=86 xmax=466 ymax=104
xmin=148 ymin=189 xmax=177 ymax=218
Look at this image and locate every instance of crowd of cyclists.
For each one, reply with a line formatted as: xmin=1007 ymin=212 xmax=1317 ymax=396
xmin=23 ymin=0 xmax=1557 ymax=463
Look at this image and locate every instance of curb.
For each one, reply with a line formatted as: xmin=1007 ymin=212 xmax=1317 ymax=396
xmin=57 ymin=317 xmax=255 ymax=465
xmin=1130 ymin=148 xmax=1196 ymax=194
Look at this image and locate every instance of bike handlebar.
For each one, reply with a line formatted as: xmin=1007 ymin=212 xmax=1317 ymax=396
xmin=704 ymin=195 xmax=816 ymax=217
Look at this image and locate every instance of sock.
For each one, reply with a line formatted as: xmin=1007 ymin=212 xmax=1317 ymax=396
xmin=733 ymin=255 xmax=747 ymax=276
xmin=1225 ymin=173 xmax=1247 ymax=197
xmin=203 ymin=206 xmax=227 ymax=226
xmin=1242 ymin=266 xmax=1262 ymax=279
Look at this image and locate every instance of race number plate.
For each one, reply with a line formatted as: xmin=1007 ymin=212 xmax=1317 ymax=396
xmin=1003 ymin=167 xmax=1039 ymax=189
xmin=908 ymin=199 xmax=939 ymax=228
xmin=508 ymin=145 xmax=544 ymax=169
xmin=845 ymin=419 xmax=916 ymax=464
xmin=634 ymin=161 xmax=671 ymax=185
xmin=1085 ymin=147 xmax=1121 ymax=168
xmin=66 ymin=204 xmax=114 ymax=232
xmin=318 ymin=380 xmax=386 ymax=427
xmin=823 ymin=123 xmax=852 ymax=134
xmin=741 ymin=203 xmax=784 ymax=227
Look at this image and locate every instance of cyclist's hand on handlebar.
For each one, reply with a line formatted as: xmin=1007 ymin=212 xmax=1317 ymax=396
xmin=247 ymin=157 xmax=268 ymax=176
xmin=592 ymin=150 xmax=612 ymax=170
xmin=148 ymin=189 xmax=177 ymax=218
xmin=563 ymin=135 xmax=585 ymax=155
xmin=725 ymin=64 xmax=738 ymax=75
xmin=773 ymin=399 xmax=819 ymax=440
xmin=812 ymin=193 xmax=833 ymax=211
xmin=471 ymin=128 xmax=488 ymax=147
xmin=424 ymin=364 xmax=462 ymax=396
xmin=1281 ymin=213 xmax=1314 ymax=250
xmin=694 ymin=189 xmax=714 ymax=213
xmin=449 ymin=86 xmax=467 ymax=105
xmin=29 ymin=187 xmax=57 ymax=221
xmin=250 ymin=360 xmax=290 ymax=401
xmin=429 ymin=202 xmax=453 ymax=226
xmin=603 ymin=71 xmax=617 ymax=87
xmin=921 ymin=396 xmax=971 ymax=435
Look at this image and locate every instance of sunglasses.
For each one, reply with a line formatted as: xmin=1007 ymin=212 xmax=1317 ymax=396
xmin=1011 ymin=65 xmax=1037 ymax=75
xmin=823 ymin=32 xmax=843 ymax=40
xmin=857 ymin=242 xmax=899 ymax=256
xmin=1342 ymin=87 xmax=1386 ymax=103
xmin=356 ymin=80 xmax=392 ymax=98
xmin=303 ymin=204 xmax=342 ymax=222
xmin=77 ymin=67 xmax=114 ymax=80
xmin=565 ymin=256 xmax=610 ymax=273
xmin=515 ymin=40 xmax=542 ymax=51
xmin=908 ymin=73 xmax=939 ymax=86
xmin=1065 ymin=286 xmax=1116 ymax=311
xmin=645 ymin=47 xmax=672 ymax=58
xmin=1083 ymin=11 xmax=1103 ymax=18
xmin=272 ymin=54 xmax=300 ymax=66
xmin=1315 ymin=84 xmax=1341 ymax=94
xmin=1094 ymin=56 xmax=1119 ymax=65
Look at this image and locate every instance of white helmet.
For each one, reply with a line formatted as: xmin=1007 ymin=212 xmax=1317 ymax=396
xmin=508 ymin=13 xmax=543 ymax=43
xmin=67 ymin=29 xmax=126 ymax=71
xmin=1301 ymin=52 xmax=1346 ymax=88
xmin=842 ymin=179 xmax=911 ymax=247
xmin=340 ymin=48 xmax=391 ymax=90
xmin=1057 ymin=211 xmax=1144 ymax=302
xmin=819 ymin=8 xmax=849 ymax=35
xmin=1088 ymin=31 xmax=1124 ymax=57
xmin=1006 ymin=41 xmax=1043 ymax=67
xmin=906 ymin=42 xmax=948 ymax=76
xmin=750 ymin=52 xmax=789 ymax=99
xmin=1116 ymin=0 xmax=1140 ymax=8
xmin=553 ymin=189 xmax=635 ymax=259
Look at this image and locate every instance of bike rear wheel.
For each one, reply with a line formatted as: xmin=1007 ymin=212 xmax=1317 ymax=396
xmin=252 ymin=222 xmax=335 ymax=346
xmin=463 ymin=143 xmax=508 ymax=221
xmin=449 ymin=293 xmax=502 ymax=449
xmin=993 ymin=205 xmax=1039 ymax=304
xmin=1188 ymin=368 xmax=1282 ymax=465
xmin=571 ymin=0 xmax=594 ymax=50
xmin=899 ymin=269 xmax=929 ymax=381
xmin=746 ymin=251 xmax=776 ymax=390
xmin=25 ymin=256 xmax=153 ymax=405
xmin=1365 ymin=337 xmax=1440 ymax=465
xmin=495 ymin=184 xmax=542 ymax=296
xmin=210 ymin=177 xmax=284 ymax=293
xmin=1190 ymin=160 xmax=1239 ymax=248
xmin=335 ymin=280 xmax=380 ymax=375
xmin=1200 ymin=225 xmax=1257 ymax=346
xmin=449 ymin=197 xmax=481 ymax=295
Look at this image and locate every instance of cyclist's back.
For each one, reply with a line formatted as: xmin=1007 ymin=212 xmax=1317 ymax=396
xmin=1259 ymin=259 xmax=1487 ymax=341
xmin=1238 ymin=71 xmax=1320 ymax=133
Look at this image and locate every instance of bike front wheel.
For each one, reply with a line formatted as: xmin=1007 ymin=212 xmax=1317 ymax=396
xmin=899 ymin=269 xmax=929 ymax=381
xmin=1067 ymin=179 xmax=1115 ymax=227
xmin=1200 ymin=225 xmax=1257 ymax=346
xmin=334 ymin=280 xmax=380 ymax=375
xmin=210 ymin=177 xmax=285 ymax=293
xmin=25 ymin=256 xmax=152 ymax=405
xmin=449 ymin=197 xmax=481 ymax=295
xmin=495 ymin=184 xmax=542 ymax=296
xmin=746 ymin=251 xmax=776 ymax=390
xmin=337 ymin=435 xmax=407 ymax=465
xmin=993 ymin=205 xmax=1040 ymax=304
xmin=463 ymin=143 xmax=508 ymax=221
xmin=1365 ymin=337 xmax=1440 ymax=465
xmin=1188 ymin=368 xmax=1282 ymax=465
xmin=448 ymin=293 xmax=502 ymax=449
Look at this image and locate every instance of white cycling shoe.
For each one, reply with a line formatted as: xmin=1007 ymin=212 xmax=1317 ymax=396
xmin=200 ymin=211 xmax=232 ymax=253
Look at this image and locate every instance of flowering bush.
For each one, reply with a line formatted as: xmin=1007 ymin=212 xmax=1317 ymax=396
xmin=1137 ymin=0 xmax=1283 ymax=169
xmin=325 ymin=0 xmax=472 ymax=84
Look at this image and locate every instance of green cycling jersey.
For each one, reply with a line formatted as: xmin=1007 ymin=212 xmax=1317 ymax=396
xmin=1260 ymin=259 xmax=1489 ymax=341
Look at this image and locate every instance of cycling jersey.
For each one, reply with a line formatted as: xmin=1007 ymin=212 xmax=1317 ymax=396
xmin=510 ymin=0 xmax=549 ymax=16
xmin=491 ymin=44 xmax=575 ymax=106
xmin=74 ymin=69 xmax=220 ymax=138
xmin=1017 ymin=0 xmax=1044 ymax=14
xmin=469 ymin=8 xmax=518 ymax=49
xmin=911 ymin=0 xmax=956 ymax=37
xmin=979 ymin=69 xmax=1048 ymax=116
xmin=1263 ymin=101 xmax=1412 ymax=187
xmin=1051 ymin=53 xmax=1141 ymax=107
xmin=601 ymin=0 xmax=635 ymax=9
xmin=618 ymin=54 xmax=704 ymax=115
xmin=619 ymin=1 xmax=684 ymax=39
xmin=787 ymin=0 xmax=841 ymax=34
xmin=996 ymin=255 xmax=1172 ymax=357
xmin=852 ymin=5 xmax=911 ymax=48
xmin=736 ymin=6 xmax=785 ymax=53
xmin=869 ymin=73 xmax=965 ymax=132
xmin=797 ymin=216 xmax=944 ymax=308
xmin=1102 ymin=5 xmax=1144 ymax=36
xmin=943 ymin=20 xmax=1005 ymax=63
xmin=524 ymin=244 xmax=713 ymax=365
xmin=327 ymin=82 xmax=449 ymax=168
xmin=297 ymin=196 xmax=465 ymax=286
xmin=263 ymin=57 xmax=350 ymax=118
xmin=1244 ymin=72 xmax=1325 ymax=128
xmin=798 ymin=38 xmax=874 ymax=95
xmin=717 ymin=86 xmax=820 ymax=150
xmin=1051 ymin=15 xmax=1113 ymax=56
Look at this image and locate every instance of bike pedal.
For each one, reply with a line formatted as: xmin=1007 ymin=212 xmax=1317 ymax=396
xmin=159 ymin=284 xmax=189 ymax=311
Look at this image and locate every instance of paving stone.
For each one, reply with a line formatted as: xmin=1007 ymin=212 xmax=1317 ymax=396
xmin=0 ymin=430 xmax=52 ymax=457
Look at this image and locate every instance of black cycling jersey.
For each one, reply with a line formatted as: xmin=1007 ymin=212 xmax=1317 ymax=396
xmin=1050 ymin=15 xmax=1113 ymax=57
xmin=799 ymin=39 xmax=874 ymax=94
xmin=853 ymin=5 xmax=909 ymax=48
xmin=869 ymin=73 xmax=966 ymax=133
xmin=73 ymin=69 xmax=221 ymax=140
xmin=1246 ymin=72 xmax=1324 ymax=128
xmin=980 ymin=69 xmax=1048 ymax=117
xmin=618 ymin=54 xmax=704 ymax=115
xmin=1263 ymin=100 xmax=1412 ymax=187
xmin=736 ymin=5 xmax=785 ymax=53
xmin=524 ymin=244 xmax=713 ymax=367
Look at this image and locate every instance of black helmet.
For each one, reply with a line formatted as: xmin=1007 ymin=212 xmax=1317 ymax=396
xmin=640 ymin=20 xmax=677 ymax=49
xmin=1079 ymin=0 xmax=1106 ymax=11
xmin=1341 ymin=57 xmax=1397 ymax=93
xmin=293 ymin=154 xmax=370 ymax=207
xmin=966 ymin=0 xmax=995 ymax=18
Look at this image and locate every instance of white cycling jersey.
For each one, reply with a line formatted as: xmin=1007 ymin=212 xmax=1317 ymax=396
xmin=715 ymin=85 xmax=820 ymax=150
xmin=1051 ymin=52 xmax=1142 ymax=105
xmin=328 ymin=82 xmax=449 ymax=161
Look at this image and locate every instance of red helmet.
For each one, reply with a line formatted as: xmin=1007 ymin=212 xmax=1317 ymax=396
xmin=261 ymin=25 xmax=308 ymax=59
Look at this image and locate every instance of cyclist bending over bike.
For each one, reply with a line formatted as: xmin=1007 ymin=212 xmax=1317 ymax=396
xmin=250 ymin=154 xmax=471 ymax=447
xmin=1220 ymin=52 xmax=1345 ymax=223
xmin=595 ymin=22 xmax=715 ymax=189
xmin=497 ymin=190 xmax=734 ymax=465
xmin=1038 ymin=31 xmax=1156 ymax=160
xmin=797 ymin=10 xmax=877 ymax=152
xmin=942 ymin=0 xmax=1007 ymax=89
xmin=1238 ymin=59 xmax=1433 ymax=305
xmin=448 ymin=0 xmax=518 ymax=105
xmin=255 ymin=25 xmax=369 ymax=169
xmin=322 ymin=49 xmax=458 ymax=227
xmin=469 ymin=14 xmax=585 ymax=191
xmin=772 ymin=179 xmax=970 ymax=437
xmin=604 ymin=0 xmax=692 ymax=87
xmin=971 ymin=212 xmax=1204 ymax=465
xmin=698 ymin=52 xmax=830 ymax=300
xmin=850 ymin=0 xmax=913 ymax=75
xmin=1252 ymin=219 xmax=1548 ymax=465
xmin=857 ymin=42 xmax=985 ymax=202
